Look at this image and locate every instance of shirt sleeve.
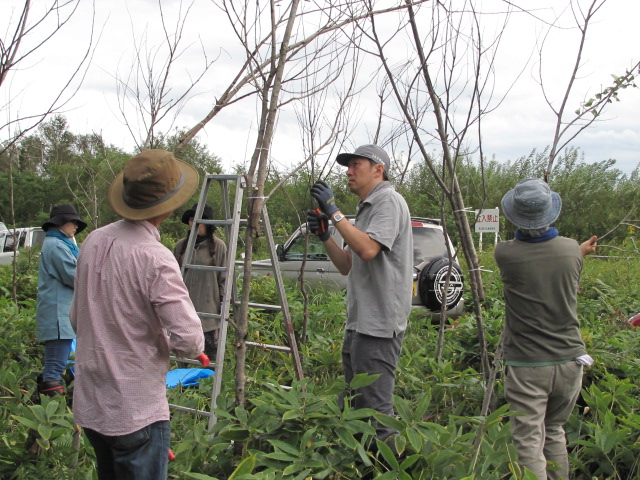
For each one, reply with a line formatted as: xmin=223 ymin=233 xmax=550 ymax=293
xmin=365 ymin=195 xmax=402 ymax=251
xmin=149 ymin=253 xmax=204 ymax=358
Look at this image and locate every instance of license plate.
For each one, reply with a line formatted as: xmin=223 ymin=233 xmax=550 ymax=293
xmin=412 ymin=281 xmax=417 ymax=296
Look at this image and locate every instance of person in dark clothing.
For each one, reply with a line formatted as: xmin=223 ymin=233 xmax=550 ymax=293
xmin=174 ymin=204 xmax=227 ymax=360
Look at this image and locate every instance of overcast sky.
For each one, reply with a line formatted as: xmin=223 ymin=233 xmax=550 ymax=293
xmin=2 ymin=0 xmax=639 ymax=175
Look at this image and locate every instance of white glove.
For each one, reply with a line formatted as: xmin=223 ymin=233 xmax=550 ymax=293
xmin=575 ymin=354 xmax=594 ymax=366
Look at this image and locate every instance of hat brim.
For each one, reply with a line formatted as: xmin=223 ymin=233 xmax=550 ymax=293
xmin=42 ymin=215 xmax=88 ymax=234
xmin=181 ymin=209 xmax=196 ymax=225
xmin=108 ymin=159 xmax=199 ymax=221
xmin=336 ymin=152 xmax=388 ymax=170
xmin=181 ymin=204 xmax=215 ymax=225
xmin=501 ymin=190 xmax=562 ymax=229
xmin=336 ymin=152 xmax=361 ymax=166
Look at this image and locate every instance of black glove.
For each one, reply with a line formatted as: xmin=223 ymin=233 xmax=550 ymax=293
xmin=310 ymin=181 xmax=339 ymax=217
xmin=306 ymin=209 xmax=330 ymax=242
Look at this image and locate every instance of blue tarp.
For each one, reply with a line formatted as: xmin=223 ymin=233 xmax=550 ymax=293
xmin=68 ymin=339 xmax=76 ymax=376
xmin=166 ymin=368 xmax=215 ymax=389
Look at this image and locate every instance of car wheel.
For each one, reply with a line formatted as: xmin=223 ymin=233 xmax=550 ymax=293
xmin=419 ymin=257 xmax=464 ymax=311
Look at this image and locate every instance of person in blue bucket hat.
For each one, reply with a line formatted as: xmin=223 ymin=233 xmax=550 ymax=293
xmin=495 ymin=178 xmax=598 ymax=480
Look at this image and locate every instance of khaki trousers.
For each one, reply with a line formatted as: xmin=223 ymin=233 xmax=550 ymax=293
xmin=505 ymin=362 xmax=583 ymax=480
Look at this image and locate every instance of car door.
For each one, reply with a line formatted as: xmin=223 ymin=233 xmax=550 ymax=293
xmin=0 ymin=231 xmax=9 ymax=265
xmin=279 ymin=225 xmax=343 ymax=287
xmin=0 ymin=230 xmax=22 ymax=265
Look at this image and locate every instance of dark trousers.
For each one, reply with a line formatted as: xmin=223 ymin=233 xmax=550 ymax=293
xmin=340 ymin=330 xmax=404 ymax=441
xmin=203 ymin=328 xmax=219 ymax=359
xmin=83 ymin=420 xmax=170 ymax=480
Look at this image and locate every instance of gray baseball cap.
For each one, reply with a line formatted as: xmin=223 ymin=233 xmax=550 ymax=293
xmin=336 ymin=144 xmax=390 ymax=172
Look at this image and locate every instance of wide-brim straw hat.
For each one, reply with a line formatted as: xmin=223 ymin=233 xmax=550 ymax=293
xmin=108 ymin=149 xmax=199 ymax=221
xmin=501 ymin=178 xmax=562 ymax=230
xmin=42 ymin=204 xmax=87 ymax=234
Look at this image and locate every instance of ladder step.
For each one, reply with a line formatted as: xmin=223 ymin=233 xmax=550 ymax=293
xmin=205 ymin=174 xmax=246 ymax=182
xmin=184 ymin=264 xmax=227 ymax=273
xmin=235 ymin=301 xmax=283 ymax=311
xmin=198 ymin=312 xmax=221 ymax=320
xmin=194 ymin=219 xmax=234 ymax=227
xmin=169 ymin=404 xmax=213 ymax=416
xmin=264 ymin=382 xmax=293 ymax=391
xmin=246 ymin=341 xmax=292 ymax=352
xmin=170 ymin=356 xmax=216 ymax=366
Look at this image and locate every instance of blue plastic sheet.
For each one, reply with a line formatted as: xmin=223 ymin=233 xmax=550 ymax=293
xmin=166 ymin=368 xmax=215 ymax=389
xmin=68 ymin=339 xmax=76 ymax=376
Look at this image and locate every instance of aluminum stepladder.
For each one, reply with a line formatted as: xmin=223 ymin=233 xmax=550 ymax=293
xmin=169 ymin=174 xmax=304 ymax=431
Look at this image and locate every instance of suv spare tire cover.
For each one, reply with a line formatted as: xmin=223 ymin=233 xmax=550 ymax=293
xmin=419 ymin=257 xmax=464 ymax=311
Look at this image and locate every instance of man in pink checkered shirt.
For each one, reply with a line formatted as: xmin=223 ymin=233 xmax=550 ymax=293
xmin=71 ymin=150 xmax=205 ymax=480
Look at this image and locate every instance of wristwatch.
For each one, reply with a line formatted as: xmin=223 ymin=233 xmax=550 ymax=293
xmin=332 ymin=212 xmax=345 ymax=225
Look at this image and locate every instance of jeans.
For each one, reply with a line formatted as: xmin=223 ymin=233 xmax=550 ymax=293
xmin=84 ymin=421 xmax=171 ymax=480
xmin=43 ymin=339 xmax=73 ymax=382
xmin=340 ymin=330 xmax=404 ymax=441
xmin=506 ymin=362 xmax=583 ymax=480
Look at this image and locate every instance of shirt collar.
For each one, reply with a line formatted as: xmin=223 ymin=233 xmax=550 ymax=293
xmin=359 ymin=181 xmax=392 ymax=208
xmin=123 ymin=219 xmax=161 ymax=241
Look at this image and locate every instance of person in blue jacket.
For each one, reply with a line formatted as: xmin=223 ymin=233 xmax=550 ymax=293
xmin=36 ymin=204 xmax=86 ymax=396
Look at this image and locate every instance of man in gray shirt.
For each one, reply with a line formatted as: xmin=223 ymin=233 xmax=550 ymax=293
xmin=307 ymin=144 xmax=412 ymax=444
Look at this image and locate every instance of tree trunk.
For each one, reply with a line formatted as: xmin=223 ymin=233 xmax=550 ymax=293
xmin=233 ymin=0 xmax=302 ymax=455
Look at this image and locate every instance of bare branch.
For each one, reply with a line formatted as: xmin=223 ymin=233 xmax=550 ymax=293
xmin=597 ymin=205 xmax=638 ymax=242
xmin=1 ymin=0 xmax=98 ymax=158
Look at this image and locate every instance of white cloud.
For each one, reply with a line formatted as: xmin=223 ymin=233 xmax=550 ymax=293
xmin=2 ymin=0 xmax=638 ymax=175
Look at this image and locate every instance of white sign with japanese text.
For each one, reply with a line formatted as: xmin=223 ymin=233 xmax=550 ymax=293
xmin=474 ymin=208 xmax=500 ymax=233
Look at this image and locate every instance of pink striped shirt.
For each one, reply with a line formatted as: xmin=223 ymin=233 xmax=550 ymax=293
xmin=71 ymin=219 xmax=204 ymax=435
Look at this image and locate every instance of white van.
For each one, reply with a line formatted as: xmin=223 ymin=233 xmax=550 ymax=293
xmin=0 ymin=227 xmax=46 ymax=265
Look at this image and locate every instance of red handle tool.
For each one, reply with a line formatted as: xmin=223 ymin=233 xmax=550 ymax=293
xmin=312 ymin=208 xmax=326 ymax=234
xmin=196 ymin=353 xmax=210 ymax=367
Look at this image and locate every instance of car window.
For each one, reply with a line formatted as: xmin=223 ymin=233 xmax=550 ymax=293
xmin=284 ymin=232 xmax=328 ymax=261
xmin=3 ymin=232 xmax=19 ymax=252
xmin=31 ymin=230 xmax=45 ymax=247
xmin=412 ymin=226 xmax=449 ymax=263
xmin=18 ymin=231 xmax=27 ymax=248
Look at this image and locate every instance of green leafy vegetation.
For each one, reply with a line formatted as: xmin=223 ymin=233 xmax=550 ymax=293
xmin=1 ymin=245 xmax=639 ymax=478
xmin=2 ymin=115 xmax=638 ymax=478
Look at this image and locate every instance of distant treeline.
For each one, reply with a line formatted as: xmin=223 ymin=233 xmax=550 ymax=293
xmin=1 ymin=115 xmax=638 ymax=247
